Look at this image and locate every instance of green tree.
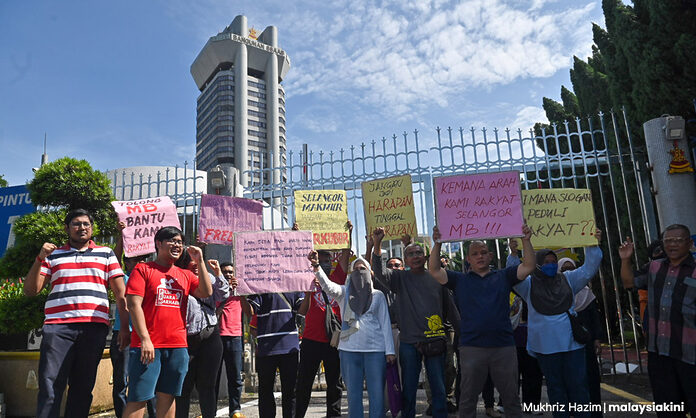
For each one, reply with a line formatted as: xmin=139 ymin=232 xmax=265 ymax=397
xmin=0 ymin=174 xmax=8 ymax=188
xmin=0 ymin=158 xmax=116 ymax=278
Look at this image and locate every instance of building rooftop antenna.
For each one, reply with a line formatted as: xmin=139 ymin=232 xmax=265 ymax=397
xmin=40 ymin=133 xmax=48 ymax=166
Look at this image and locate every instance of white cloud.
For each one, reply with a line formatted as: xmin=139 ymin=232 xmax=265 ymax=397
xmin=166 ymin=0 xmax=597 ymax=127
xmin=510 ymin=105 xmax=548 ymax=131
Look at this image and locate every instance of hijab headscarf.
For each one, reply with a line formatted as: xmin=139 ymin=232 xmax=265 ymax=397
xmin=530 ymin=249 xmax=573 ymax=315
xmin=559 ymin=257 xmax=598 ymax=312
xmin=340 ymin=257 xmax=373 ymax=340
xmin=347 ymin=257 xmax=373 ymax=316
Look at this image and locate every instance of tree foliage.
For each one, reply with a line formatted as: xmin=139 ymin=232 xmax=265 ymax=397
xmin=0 ymin=157 xmax=116 ymax=278
xmin=0 ymin=175 xmax=7 ymax=188
xmin=536 ymin=0 xmax=696 ymax=147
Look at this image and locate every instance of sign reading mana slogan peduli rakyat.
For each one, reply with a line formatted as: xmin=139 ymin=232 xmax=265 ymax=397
xmin=111 ymin=196 xmax=181 ymax=257
xmin=233 ymin=230 xmax=315 ymax=295
xmin=198 ymin=194 xmax=263 ymax=245
xmin=361 ymin=174 xmax=417 ymax=241
xmin=294 ymin=190 xmax=350 ymax=250
xmin=434 ymin=171 xmax=524 ymax=241
xmin=521 ymin=188 xmax=598 ymax=249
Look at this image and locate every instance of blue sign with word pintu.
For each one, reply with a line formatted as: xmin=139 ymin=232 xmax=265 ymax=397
xmin=0 ymin=185 xmax=36 ymax=258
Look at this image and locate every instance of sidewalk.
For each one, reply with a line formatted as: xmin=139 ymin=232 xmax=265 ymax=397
xmin=91 ymin=375 xmax=660 ymax=417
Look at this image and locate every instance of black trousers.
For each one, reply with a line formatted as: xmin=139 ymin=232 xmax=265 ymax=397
xmin=584 ymin=344 xmax=602 ymax=417
xmin=295 ymin=339 xmax=342 ymax=417
xmin=175 ymin=329 xmax=224 ymax=418
xmin=517 ymin=346 xmax=543 ymax=407
xmin=257 ymin=351 xmax=299 ymax=418
xmin=37 ymin=323 xmax=108 ymax=418
xmin=648 ymin=352 xmax=696 ymax=417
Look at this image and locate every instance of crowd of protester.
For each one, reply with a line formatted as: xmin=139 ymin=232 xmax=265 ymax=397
xmin=22 ymin=207 xmax=696 ymax=418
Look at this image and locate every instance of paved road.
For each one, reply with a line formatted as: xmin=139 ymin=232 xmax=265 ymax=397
xmin=91 ymin=374 xmax=666 ymax=417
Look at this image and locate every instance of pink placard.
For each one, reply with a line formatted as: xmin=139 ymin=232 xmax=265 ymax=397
xmin=198 ymin=195 xmax=263 ymax=244
xmin=234 ymin=230 xmax=315 ymax=295
xmin=434 ymin=171 xmax=524 ymax=241
xmin=111 ymin=196 xmax=181 ymax=257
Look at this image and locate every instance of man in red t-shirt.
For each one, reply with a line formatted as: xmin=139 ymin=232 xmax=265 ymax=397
xmin=295 ymin=237 xmax=351 ymax=417
xmin=123 ymin=226 xmax=212 ymax=418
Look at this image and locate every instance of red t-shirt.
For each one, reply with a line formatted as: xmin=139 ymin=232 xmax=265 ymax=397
xmin=126 ymin=261 xmax=199 ymax=348
xmin=219 ymin=297 xmax=243 ymax=337
xmin=302 ymin=264 xmax=347 ymax=343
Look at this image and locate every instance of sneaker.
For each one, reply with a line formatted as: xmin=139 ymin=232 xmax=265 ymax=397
xmin=485 ymin=407 xmax=502 ymax=417
xmin=496 ymin=405 xmax=505 ymax=413
xmin=232 ymin=413 xmax=246 ymax=418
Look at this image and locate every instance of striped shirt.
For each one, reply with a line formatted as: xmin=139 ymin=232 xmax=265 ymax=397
xmin=635 ymin=257 xmax=696 ymax=364
xmin=247 ymin=293 xmax=304 ymax=357
xmin=40 ymin=241 xmax=124 ymax=325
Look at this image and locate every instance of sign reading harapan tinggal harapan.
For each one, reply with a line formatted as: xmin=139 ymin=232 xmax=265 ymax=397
xmin=294 ymin=190 xmax=349 ymax=250
xmin=361 ymin=174 xmax=417 ymax=241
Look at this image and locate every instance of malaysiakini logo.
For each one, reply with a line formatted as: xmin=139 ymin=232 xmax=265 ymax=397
xmin=155 ymin=277 xmax=183 ymax=308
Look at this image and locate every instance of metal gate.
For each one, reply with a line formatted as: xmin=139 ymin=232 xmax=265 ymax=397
xmin=242 ymin=108 xmax=658 ymax=375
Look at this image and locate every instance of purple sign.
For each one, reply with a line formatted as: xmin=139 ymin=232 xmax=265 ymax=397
xmin=434 ymin=171 xmax=524 ymax=241
xmin=198 ymin=195 xmax=263 ymax=245
xmin=234 ymin=230 xmax=315 ymax=295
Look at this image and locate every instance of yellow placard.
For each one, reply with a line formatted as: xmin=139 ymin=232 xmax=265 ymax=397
xmin=362 ymin=174 xmax=418 ymax=241
xmin=522 ymin=188 xmax=598 ymax=249
xmin=294 ymin=190 xmax=350 ymax=250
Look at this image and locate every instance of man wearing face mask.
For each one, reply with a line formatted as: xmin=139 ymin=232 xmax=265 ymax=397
xmin=373 ymin=227 xmax=449 ymax=418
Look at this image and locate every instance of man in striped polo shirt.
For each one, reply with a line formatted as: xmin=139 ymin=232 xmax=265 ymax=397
xmin=24 ymin=208 xmax=127 ymax=418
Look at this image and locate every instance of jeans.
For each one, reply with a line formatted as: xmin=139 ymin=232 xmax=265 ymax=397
xmin=217 ymin=336 xmax=244 ymax=414
xmin=647 ymin=352 xmax=696 ymax=417
xmin=400 ymin=342 xmax=447 ymax=418
xmin=295 ymin=339 xmax=342 ymax=417
xmin=176 ymin=330 xmax=224 ymax=418
xmin=257 ymin=351 xmax=298 ymax=418
xmin=536 ymin=348 xmax=590 ymax=418
xmin=37 ymin=323 xmax=108 ymax=418
xmin=517 ymin=347 xmax=542 ymax=407
xmin=339 ymin=350 xmax=386 ymax=418
xmin=110 ymin=331 xmax=156 ymax=418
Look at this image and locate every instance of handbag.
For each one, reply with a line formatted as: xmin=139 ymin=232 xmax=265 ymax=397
xmin=386 ymin=361 xmax=403 ymax=417
xmin=321 ymin=291 xmax=341 ymax=347
xmin=566 ymin=310 xmax=591 ymax=344
xmin=415 ymin=338 xmax=447 ymax=357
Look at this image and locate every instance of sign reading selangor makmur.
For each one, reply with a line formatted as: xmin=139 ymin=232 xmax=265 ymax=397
xmin=0 ymin=185 xmax=36 ymax=258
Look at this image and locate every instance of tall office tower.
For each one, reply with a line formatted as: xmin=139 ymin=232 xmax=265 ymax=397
xmin=191 ymin=15 xmax=290 ymax=187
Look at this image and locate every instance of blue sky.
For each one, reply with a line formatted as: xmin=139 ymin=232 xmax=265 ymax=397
xmin=0 ymin=0 xmax=604 ymax=186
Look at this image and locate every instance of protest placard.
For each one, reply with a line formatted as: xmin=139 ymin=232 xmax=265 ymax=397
xmin=111 ymin=196 xmax=181 ymax=257
xmin=233 ymin=230 xmax=315 ymax=295
xmin=521 ymin=188 xmax=597 ymax=248
xmin=294 ymin=190 xmax=349 ymax=250
xmin=434 ymin=171 xmax=524 ymax=241
xmin=198 ymin=195 xmax=263 ymax=245
xmin=362 ymin=174 xmax=417 ymax=241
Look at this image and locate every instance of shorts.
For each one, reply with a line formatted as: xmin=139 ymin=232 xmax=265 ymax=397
xmin=127 ymin=347 xmax=189 ymax=401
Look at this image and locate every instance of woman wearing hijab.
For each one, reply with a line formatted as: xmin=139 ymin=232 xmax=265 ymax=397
xmin=308 ymin=251 xmax=395 ymax=418
xmin=512 ymin=230 xmax=603 ymax=418
xmin=559 ymin=258 xmax=603 ymax=418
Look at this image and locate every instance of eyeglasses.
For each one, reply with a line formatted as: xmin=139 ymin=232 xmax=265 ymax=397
xmin=662 ymin=237 xmax=690 ymax=245
xmin=70 ymin=222 xmax=92 ymax=228
xmin=165 ymin=239 xmax=184 ymax=246
xmin=387 ymin=262 xmax=402 ymax=268
xmin=405 ymin=250 xmax=424 ymax=257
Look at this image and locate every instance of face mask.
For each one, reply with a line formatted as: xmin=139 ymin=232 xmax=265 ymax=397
xmin=541 ymin=263 xmax=558 ymax=277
